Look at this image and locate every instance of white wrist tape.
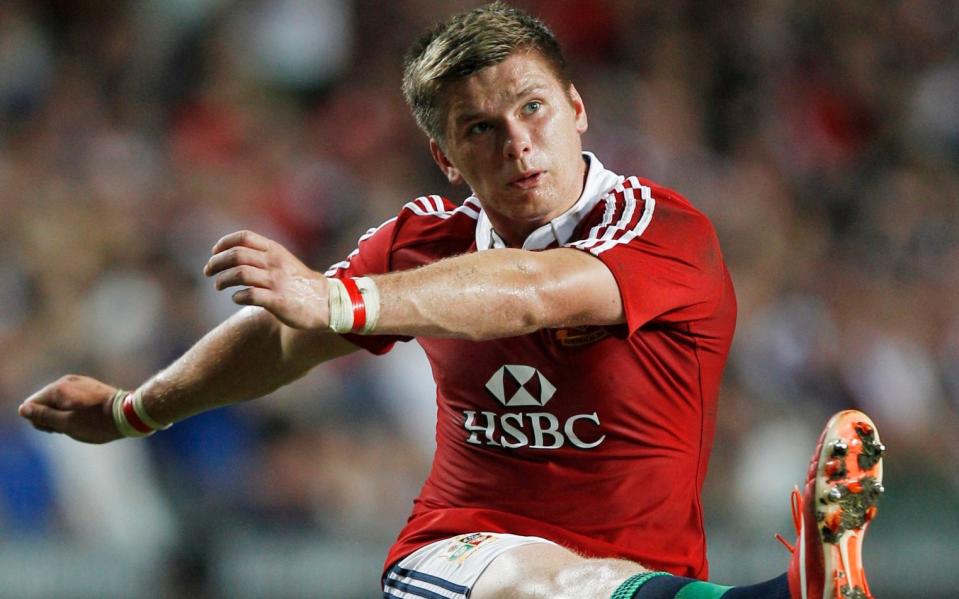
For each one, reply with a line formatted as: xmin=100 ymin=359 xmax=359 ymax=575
xmin=327 ymin=278 xmax=354 ymax=334
xmin=327 ymin=276 xmax=380 ymax=334
xmin=111 ymin=388 xmax=172 ymax=438
xmin=131 ymin=389 xmax=172 ymax=430
xmin=354 ymin=276 xmax=381 ymax=333
xmin=112 ymin=389 xmax=149 ymax=437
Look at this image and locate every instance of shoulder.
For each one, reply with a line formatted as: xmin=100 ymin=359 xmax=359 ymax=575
xmin=399 ymin=195 xmax=481 ymax=223
xmin=342 ymin=194 xmax=481 ymax=247
xmin=324 ymin=194 xmax=479 ymax=276
xmin=636 ymin=177 xmax=717 ymax=236
xmin=571 ymin=176 xmax=717 ymax=256
xmin=393 ymin=195 xmax=481 ymax=243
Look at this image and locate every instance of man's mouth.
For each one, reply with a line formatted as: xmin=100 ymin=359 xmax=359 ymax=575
xmin=508 ymin=170 xmax=544 ymax=189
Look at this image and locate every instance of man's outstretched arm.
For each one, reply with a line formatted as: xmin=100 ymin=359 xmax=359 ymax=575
xmin=19 ymin=244 xmax=359 ymax=444
xmin=207 ymin=229 xmax=624 ymax=341
xmin=140 ymin=306 xmax=358 ymax=425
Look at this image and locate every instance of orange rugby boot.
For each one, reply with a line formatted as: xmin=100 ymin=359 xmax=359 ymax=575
xmin=783 ymin=410 xmax=884 ymax=599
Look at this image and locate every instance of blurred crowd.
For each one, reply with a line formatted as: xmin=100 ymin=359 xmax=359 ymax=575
xmin=1 ymin=0 xmax=958 ymax=596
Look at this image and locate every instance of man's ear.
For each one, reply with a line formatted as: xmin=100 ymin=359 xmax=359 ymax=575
xmin=568 ymin=84 xmax=588 ymax=135
xmin=429 ymin=139 xmax=463 ymax=185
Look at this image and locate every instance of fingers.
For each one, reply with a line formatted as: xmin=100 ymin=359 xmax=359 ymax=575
xmin=21 ymin=374 xmax=112 ymax=410
xmin=22 ymin=378 xmax=71 ymax=409
xmin=204 ymin=245 xmax=268 ymax=278
xmin=231 ymin=286 xmax=275 ymax=308
xmin=19 ymin=402 xmax=70 ymax=434
xmin=18 ymin=376 xmax=121 ymax=444
xmin=230 ymin=288 xmax=304 ymax=329
xmin=213 ymin=265 xmax=273 ymax=291
xmin=211 ymin=230 xmax=271 ymax=255
xmin=205 ymin=230 xmax=324 ymax=329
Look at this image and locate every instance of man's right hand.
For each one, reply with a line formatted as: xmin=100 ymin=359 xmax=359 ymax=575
xmin=204 ymin=230 xmax=332 ymax=331
xmin=18 ymin=375 xmax=123 ymax=444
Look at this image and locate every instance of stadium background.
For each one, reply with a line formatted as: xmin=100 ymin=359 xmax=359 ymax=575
xmin=1 ymin=1 xmax=957 ymax=597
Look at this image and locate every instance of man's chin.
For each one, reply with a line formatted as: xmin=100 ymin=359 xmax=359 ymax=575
xmin=507 ymin=208 xmax=561 ymax=229
xmin=483 ymin=187 xmax=566 ymax=218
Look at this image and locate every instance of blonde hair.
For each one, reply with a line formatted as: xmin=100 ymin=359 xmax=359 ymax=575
xmin=402 ymin=1 xmax=569 ymax=142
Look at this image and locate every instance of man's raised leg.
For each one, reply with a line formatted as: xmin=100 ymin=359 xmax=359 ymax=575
xmin=471 ymin=409 xmax=884 ymax=599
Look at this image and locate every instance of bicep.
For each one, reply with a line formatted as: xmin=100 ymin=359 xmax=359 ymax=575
xmin=535 ymin=248 xmax=624 ymax=328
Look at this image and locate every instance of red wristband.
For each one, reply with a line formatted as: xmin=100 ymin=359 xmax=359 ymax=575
xmin=340 ymin=277 xmax=366 ymax=333
xmin=121 ymin=394 xmax=154 ymax=434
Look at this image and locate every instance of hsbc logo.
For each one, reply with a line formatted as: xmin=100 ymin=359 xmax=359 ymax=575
xmin=485 ymin=365 xmax=556 ymax=407
xmin=463 ymin=365 xmax=606 ymax=451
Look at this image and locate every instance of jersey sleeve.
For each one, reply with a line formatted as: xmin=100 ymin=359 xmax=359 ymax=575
xmin=324 ymin=215 xmax=412 ymax=355
xmin=566 ymin=178 xmax=728 ymax=336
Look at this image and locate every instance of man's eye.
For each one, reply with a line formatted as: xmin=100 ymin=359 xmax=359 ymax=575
xmin=523 ymin=101 xmax=542 ymax=114
xmin=469 ymin=122 xmax=492 ymax=135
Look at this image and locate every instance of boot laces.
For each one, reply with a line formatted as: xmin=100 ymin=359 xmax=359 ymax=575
xmin=775 ymin=486 xmax=803 ymax=553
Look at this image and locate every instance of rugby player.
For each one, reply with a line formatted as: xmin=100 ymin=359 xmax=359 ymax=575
xmin=19 ymin=3 xmax=883 ymax=598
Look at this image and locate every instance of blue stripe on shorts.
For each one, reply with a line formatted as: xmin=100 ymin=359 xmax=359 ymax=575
xmin=383 ymin=577 xmax=455 ymax=599
xmin=388 ymin=565 xmax=469 ymax=595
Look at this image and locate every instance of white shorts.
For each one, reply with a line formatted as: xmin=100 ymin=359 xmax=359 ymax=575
xmin=382 ymin=532 xmax=558 ymax=598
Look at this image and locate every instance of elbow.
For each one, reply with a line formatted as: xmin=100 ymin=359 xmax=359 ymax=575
xmin=507 ymin=251 xmax=620 ymax=332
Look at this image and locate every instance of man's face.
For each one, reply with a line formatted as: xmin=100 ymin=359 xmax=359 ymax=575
xmin=430 ymin=51 xmax=588 ymax=246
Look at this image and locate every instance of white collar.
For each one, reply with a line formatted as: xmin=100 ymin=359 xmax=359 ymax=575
xmin=474 ymin=151 xmax=623 ymax=251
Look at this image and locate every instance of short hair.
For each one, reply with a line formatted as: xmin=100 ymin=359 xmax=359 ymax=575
xmin=402 ymin=1 xmax=570 ymax=142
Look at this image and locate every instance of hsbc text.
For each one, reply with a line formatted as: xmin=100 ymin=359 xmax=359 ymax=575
xmin=462 ymin=410 xmax=606 ymax=450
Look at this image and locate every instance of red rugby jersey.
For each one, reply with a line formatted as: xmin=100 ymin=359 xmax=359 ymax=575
xmin=326 ymin=153 xmax=736 ymax=579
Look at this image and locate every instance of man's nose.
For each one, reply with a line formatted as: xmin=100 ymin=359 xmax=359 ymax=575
xmin=502 ymin=120 xmax=531 ymax=160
